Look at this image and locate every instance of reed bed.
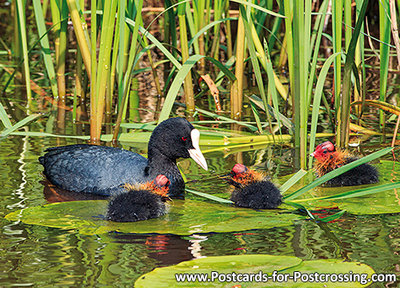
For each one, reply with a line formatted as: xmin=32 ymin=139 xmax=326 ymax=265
xmin=1 ymin=0 xmax=399 ymax=168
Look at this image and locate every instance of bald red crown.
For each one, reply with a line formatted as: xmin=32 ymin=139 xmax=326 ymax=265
xmin=155 ymin=174 xmax=170 ymax=187
xmin=311 ymin=141 xmax=336 ymax=162
xmin=232 ymin=163 xmax=248 ymax=175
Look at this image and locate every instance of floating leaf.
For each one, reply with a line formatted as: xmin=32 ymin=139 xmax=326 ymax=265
xmin=5 ymin=199 xmax=302 ymax=236
xmin=135 ymin=255 xmax=375 ymax=288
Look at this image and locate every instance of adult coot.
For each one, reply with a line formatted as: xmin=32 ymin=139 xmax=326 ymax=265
xmin=224 ymin=163 xmax=282 ymax=209
xmin=311 ymin=141 xmax=379 ymax=186
xmin=107 ymin=174 xmax=170 ymax=222
xmin=39 ymin=117 xmax=208 ymax=198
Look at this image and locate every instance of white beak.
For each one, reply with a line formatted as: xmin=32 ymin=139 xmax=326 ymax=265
xmin=310 ymin=152 xmax=315 ymax=157
xmin=188 ymin=129 xmax=208 ymax=171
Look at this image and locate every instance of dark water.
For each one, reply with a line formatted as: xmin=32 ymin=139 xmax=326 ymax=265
xmin=0 ymin=135 xmax=399 ymax=287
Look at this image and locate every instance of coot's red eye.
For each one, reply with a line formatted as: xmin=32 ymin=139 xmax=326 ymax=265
xmin=181 ymin=137 xmax=187 ymax=141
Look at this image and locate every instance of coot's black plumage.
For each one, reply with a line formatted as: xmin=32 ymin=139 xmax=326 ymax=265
xmin=311 ymin=141 xmax=379 ymax=186
xmin=107 ymin=174 xmax=170 ymax=222
xmin=39 ymin=118 xmax=208 ymax=198
xmin=225 ymin=164 xmax=282 ymax=209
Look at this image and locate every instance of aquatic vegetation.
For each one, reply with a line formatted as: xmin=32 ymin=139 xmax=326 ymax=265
xmin=2 ymin=1 xmax=400 ymax=286
xmin=1 ymin=0 xmax=399 ymax=169
xmin=135 ymin=255 xmax=375 ymax=288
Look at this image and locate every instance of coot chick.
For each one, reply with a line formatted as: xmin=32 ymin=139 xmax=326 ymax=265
xmin=39 ymin=117 xmax=208 ymax=198
xmin=225 ymin=164 xmax=282 ymax=209
xmin=107 ymin=174 xmax=170 ymax=222
xmin=311 ymin=141 xmax=379 ymax=186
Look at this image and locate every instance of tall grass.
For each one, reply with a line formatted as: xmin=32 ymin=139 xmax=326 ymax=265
xmin=2 ymin=0 xmax=398 ymax=168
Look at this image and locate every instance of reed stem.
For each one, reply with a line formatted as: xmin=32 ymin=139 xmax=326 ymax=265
xmin=230 ymin=8 xmax=245 ymax=120
xmin=178 ymin=3 xmax=195 ymax=115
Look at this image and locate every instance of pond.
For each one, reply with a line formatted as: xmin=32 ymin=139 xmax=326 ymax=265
xmin=1 ymin=134 xmax=399 ymax=287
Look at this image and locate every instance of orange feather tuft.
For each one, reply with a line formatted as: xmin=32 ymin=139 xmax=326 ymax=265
xmin=232 ymin=169 xmax=265 ymax=185
xmin=314 ymin=149 xmax=352 ymax=177
xmin=124 ymin=181 xmax=170 ymax=198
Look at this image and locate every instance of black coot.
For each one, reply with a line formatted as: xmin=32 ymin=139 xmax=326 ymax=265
xmin=225 ymin=163 xmax=282 ymax=209
xmin=107 ymin=174 xmax=170 ymax=222
xmin=39 ymin=118 xmax=208 ymax=198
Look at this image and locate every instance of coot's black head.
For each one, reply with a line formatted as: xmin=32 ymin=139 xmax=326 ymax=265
xmin=148 ymin=117 xmax=208 ymax=170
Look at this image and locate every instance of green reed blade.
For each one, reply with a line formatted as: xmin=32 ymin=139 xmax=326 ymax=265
xmin=112 ymin=0 xmax=144 ymax=141
xmin=247 ymin=95 xmax=294 ymax=133
xmin=117 ymin=0 xmax=126 ymax=105
xmin=379 ymin=0 xmax=391 ymax=131
xmin=184 ymin=2 xmax=199 ymax=55
xmin=188 ymin=17 xmax=237 ymax=49
xmin=306 ymin=0 xmax=328 ymax=108
xmin=267 ymin=0 xmax=284 ymax=50
xmin=338 ymin=0 xmax=369 ymax=148
xmin=344 ymin=0 xmax=352 ymax=50
xmin=284 ymin=201 xmax=315 ymax=219
xmin=230 ymin=8 xmax=246 ymax=120
xmin=284 ymin=146 xmax=393 ymax=201
xmin=250 ymin=101 xmax=263 ymax=133
xmin=263 ymin=39 xmax=282 ymax=135
xmin=125 ymin=18 xmax=181 ymax=69
xmin=195 ymin=107 xmax=258 ymax=132
xmin=308 ymin=52 xmax=342 ymax=169
xmin=158 ymin=55 xmax=236 ymax=123
xmin=231 ymin=0 xmax=285 ymax=18
xmin=0 ymin=102 xmax=12 ymax=129
xmin=241 ymin=10 xmax=273 ymax=135
xmin=2 ymin=20 xmax=62 ymax=95
xmin=332 ymin=0 xmax=343 ymax=125
xmin=16 ymin=0 xmax=32 ymax=108
xmin=178 ymin=0 xmax=195 ymax=114
xmin=32 ymin=0 xmax=58 ymax=98
xmin=280 ymin=169 xmax=307 ymax=193
xmin=186 ymin=188 xmax=233 ymax=204
xmin=9 ymin=131 xmax=89 ymax=140
xmin=0 ymin=114 xmax=41 ymax=137
xmin=317 ymin=210 xmax=346 ymax=223
xmin=295 ymin=182 xmax=400 ymax=203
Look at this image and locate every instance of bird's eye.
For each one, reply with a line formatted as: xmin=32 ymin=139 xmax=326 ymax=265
xmin=181 ymin=137 xmax=187 ymax=141
xmin=323 ymin=150 xmax=327 ymax=154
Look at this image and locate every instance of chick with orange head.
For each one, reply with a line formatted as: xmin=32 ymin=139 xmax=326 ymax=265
xmin=107 ymin=175 xmax=171 ymax=222
xmin=225 ymin=163 xmax=282 ymax=209
xmin=311 ymin=141 xmax=379 ymax=186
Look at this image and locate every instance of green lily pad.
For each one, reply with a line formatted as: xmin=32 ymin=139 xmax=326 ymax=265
xmin=135 ymin=255 xmax=375 ymax=288
xmin=5 ymin=199 xmax=303 ymax=235
xmin=284 ymin=160 xmax=400 ymax=215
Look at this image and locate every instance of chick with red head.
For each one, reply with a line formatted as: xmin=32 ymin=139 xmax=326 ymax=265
xmin=107 ymin=175 xmax=170 ymax=222
xmin=311 ymin=141 xmax=379 ymax=186
xmin=224 ymin=164 xmax=282 ymax=209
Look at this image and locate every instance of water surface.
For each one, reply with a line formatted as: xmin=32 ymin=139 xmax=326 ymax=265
xmin=1 ymin=136 xmax=399 ymax=287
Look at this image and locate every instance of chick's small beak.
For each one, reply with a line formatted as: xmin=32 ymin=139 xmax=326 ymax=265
xmin=188 ymin=129 xmax=208 ymax=171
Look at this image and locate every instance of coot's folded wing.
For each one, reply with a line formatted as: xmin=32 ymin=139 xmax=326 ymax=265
xmin=39 ymin=144 xmax=149 ymax=195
